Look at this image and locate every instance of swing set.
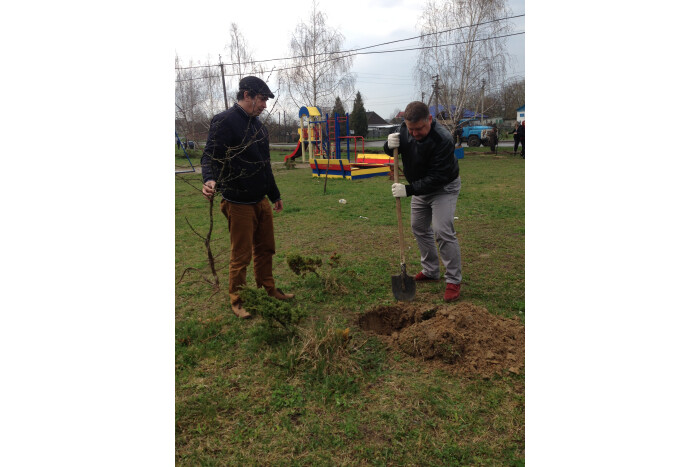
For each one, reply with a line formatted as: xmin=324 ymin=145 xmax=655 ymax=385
xmin=175 ymin=131 xmax=196 ymax=174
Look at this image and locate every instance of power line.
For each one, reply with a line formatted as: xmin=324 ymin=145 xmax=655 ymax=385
xmin=350 ymin=31 xmax=524 ymax=57
xmin=175 ymin=14 xmax=524 ymax=71
xmin=175 ymin=31 xmax=525 ymax=83
xmin=348 ymin=14 xmax=523 ymax=54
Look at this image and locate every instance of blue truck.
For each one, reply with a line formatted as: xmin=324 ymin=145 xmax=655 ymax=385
xmin=457 ymin=119 xmax=494 ymax=147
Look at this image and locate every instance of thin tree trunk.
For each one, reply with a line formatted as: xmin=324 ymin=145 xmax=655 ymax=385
xmin=205 ymin=197 xmax=220 ymax=290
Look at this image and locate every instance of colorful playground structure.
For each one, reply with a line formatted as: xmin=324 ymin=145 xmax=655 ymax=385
xmin=284 ymin=106 xmax=392 ymax=180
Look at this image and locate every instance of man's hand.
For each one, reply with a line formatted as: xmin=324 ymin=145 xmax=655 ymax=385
xmin=392 ymin=183 xmax=407 ymax=198
xmin=273 ymin=199 xmax=283 ymax=212
xmin=387 ymin=132 xmax=400 ymax=149
xmin=202 ymin=180 xmax=216 ymax=200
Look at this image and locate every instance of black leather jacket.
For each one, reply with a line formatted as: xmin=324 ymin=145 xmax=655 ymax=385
xmin=383 ymin=120 xmax=459 ymax=196
xmin=201 ymin=104 xmax=281 ymax=204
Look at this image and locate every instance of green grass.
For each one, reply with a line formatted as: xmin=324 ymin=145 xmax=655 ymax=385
xmin=177 ymin=144 xmax=502 ymax=169
xmin=175 ymin=151 xmax=524 ymax=465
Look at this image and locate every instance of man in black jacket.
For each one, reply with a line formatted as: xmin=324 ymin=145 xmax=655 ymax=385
xmin=201 ymin=76 xmax=294 ymax=318
xmin=384 ymin=101 xmax=463 ymax=302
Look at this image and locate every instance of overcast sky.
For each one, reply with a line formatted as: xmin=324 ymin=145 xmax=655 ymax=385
xmin=174 ymin=0 xmax=525 ymax=119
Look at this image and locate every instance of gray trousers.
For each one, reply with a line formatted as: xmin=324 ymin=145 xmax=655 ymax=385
xmin=410 ymin=177 xmax=462 ymax=284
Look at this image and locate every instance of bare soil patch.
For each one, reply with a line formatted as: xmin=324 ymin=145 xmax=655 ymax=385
xmin=358 ymin=302 xmax=524 ymax=377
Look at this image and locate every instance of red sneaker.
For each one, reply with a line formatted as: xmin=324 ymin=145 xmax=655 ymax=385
xmin=444 ymin=283 xmax=461 ymax=302
xmin=415 ymin=271 xmax=439 ymax=282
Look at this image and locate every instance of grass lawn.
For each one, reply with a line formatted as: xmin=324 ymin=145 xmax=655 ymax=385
xmin=175 ymin=149 xmax=524 ymax=465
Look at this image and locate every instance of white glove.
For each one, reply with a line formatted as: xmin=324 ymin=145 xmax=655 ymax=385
xmin=387 ymin=132 xmax=400 ymax=149
xmin=392 ymin=183 xmax=407 ymax=198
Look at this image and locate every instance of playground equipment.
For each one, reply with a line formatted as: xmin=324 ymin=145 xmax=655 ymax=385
xmin=175 ymin=131 xmax=195 ymax=174
xmin=284 ymin=106 xmax=392 ymax=180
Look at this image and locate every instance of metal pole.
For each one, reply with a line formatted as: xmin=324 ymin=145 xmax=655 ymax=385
xmin=345 ymin=112 xmax=350 ymax=161
xmin=220 ymin=55 xmax=228 ymax=110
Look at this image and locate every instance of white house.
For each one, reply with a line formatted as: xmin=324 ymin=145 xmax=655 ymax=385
xmin=516 ymin=105 xmax=525 ymax=122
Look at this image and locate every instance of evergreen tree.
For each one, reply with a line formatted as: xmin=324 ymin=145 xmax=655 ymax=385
xmin=349 ymin=91 xmax=368 ymax=138
xmin=332 ymin=96 xmax=346 ymax=117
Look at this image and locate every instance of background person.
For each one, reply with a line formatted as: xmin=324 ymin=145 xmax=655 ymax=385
xmin=201 ymin=76 xmax=294 ymax=319
xmin=509 ymin=121 xmax=521 ymax=156
xmin=517 ymin=120 xmax=525 ymax=158
xmin=384 ymin=101 xmax=463 ymax=302
xmin=489 ymin=124 xmax=499 ymax=154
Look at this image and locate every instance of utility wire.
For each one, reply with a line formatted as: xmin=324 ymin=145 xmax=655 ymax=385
xmin=350 ymin=31 xmax=523 ymax=57
xmin=175 ymin=31 xmax=524 ymax=83
xmin=175 ymin=14 xmax=524 ymax=71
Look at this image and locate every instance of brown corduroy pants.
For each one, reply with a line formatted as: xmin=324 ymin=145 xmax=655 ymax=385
xmin=220 ymin=199 xmax=276 ymax=306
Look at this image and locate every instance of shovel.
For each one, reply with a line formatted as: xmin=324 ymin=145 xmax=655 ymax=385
xmin=391 ymin=147 xmax=416 ymax=301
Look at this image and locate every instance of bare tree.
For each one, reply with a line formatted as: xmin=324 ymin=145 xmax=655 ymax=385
xmin=278 ymin=0 xmax=356 ymax=110
xmin=200 ymin=55 xmax=226 ymax=122
xmin=175 ymin=54 xmax=226 ymax=143
xmin=175 ymin=54 xmax=204 ymax=141
xmin=477 ymin=77 xmax=525 ymax=121
xmin=498 ymin=78 xmax=525 ymax=120
xmin=415 ymin=0 xmax=512 ymax=129
xmin=388 ymin=107 xmax=403 ymax=122
xmin=227 ymin=22 xmax=264 ymax=93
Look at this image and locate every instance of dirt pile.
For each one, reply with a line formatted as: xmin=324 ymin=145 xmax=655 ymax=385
xmin=358 ymin=302 xmax=524 ymax=377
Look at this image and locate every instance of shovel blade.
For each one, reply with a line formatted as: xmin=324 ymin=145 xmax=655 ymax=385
xmin=391 ymin=273 xmax=416 ymax=301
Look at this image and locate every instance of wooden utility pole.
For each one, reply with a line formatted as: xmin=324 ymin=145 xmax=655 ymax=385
xmin=220 ymin=55 xmax=229 ymax=110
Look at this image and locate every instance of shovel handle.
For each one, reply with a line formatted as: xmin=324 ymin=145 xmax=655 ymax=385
xmin=393 ymin=148 xmax=407 ymax=265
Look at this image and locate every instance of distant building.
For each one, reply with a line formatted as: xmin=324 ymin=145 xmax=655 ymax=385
xmin=516 ymin=105 xmax=525 ymax=122
xmin=366 ymin=111 xmax=398 ymax=138
xmin=391 ymin=111 xmax=405 ymax=124
xmin=366 ymin=111 xmax=387 ymax=125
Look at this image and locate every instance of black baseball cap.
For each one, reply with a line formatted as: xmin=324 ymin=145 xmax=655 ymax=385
xmin=239 ymin=76 xmax=275 ymax=99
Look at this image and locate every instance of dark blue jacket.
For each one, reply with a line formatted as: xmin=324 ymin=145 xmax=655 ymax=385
xmin=383 ymin=120 xmax=459 ymax=196
xmin=201 ymin=104 xmax=281 ymax=204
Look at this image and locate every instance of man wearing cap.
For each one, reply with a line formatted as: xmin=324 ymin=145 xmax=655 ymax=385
xmin=384 ymin=101 xmax=463 ymax=302
xmin=201 ymin=76 xmax=294 ymax=319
